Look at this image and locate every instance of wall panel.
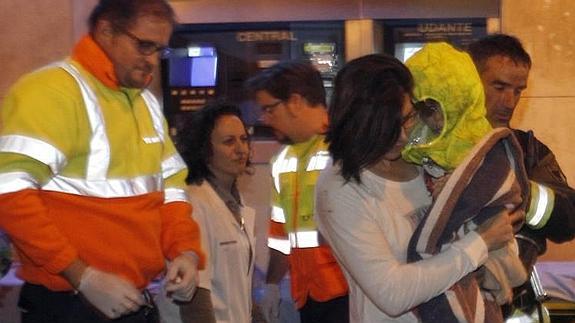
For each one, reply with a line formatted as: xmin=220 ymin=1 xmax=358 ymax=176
xmin=0 ymin=0 xmax=72 ymax=101
xmin=503 ymin=0 xmax=575 ymax=261
xmin=363 ymin=0 xmax=499 ymax=19
xmin=170 ymin=0 xmax=498 ymax=24
xmin=503 ymin=0 xmax=575 ymax=98
xmin=171 ymin=0 xmax=359 ymax=23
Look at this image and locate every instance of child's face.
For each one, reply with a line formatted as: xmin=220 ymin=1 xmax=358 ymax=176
xmin=417 ymin=99 xmax=444 ymax=135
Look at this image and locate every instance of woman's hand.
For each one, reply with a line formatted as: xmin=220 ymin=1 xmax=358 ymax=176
xmin=477 ymin=208 xmax=524 ymax=251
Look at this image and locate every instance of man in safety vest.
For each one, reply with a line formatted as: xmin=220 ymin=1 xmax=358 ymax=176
xmin=0 ymin=0 xmax=204 ymax=321
xmin=246 ymin=61 xmax=349 ymax=323
xmin=469 ymin=34 xmax=575 ymax=316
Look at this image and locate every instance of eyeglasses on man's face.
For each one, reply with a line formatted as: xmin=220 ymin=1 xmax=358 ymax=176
xmin=114 ymin=25 xmax=172 ymax=58
xmin=260 ymin=100 xmax=283 ymax=114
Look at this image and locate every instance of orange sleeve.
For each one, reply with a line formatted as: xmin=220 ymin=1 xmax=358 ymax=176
xmin=269 ymin=220 xmax=288 ymax=239
xmin=0 ymin=189 xmax=78 ymax=273
xmin=160 ymin=201 xmax=206 ymax=269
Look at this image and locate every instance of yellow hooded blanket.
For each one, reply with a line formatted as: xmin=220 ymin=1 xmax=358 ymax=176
xmin=402 ymin=42 xmax=492 ymax=172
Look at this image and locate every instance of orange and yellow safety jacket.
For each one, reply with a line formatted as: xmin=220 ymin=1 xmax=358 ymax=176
xmin=268 ymin=135 xmax=347 ymax=308
xmin=0 ymin=35 xmax=204 ymax=291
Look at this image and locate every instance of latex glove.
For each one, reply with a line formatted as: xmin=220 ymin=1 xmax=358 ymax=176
xmin=77 ymin=267 xmax=144 ymax=319
xmin=260 ymin=283 xmax=281 ymax=323
xmin=164 ymin=252 xmax=199 ymax=301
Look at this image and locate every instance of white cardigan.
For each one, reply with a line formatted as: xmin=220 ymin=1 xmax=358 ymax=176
xmin=315 ymin=164 xmax=488 ymax=322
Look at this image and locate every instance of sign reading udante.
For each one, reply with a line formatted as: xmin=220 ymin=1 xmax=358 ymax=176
xmin=389 ymin=18 xmax=487 ymax=47
xmin=416 ymin=23 xmax=473 ymax=35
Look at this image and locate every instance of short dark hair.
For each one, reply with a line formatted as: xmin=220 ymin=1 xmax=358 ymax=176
xmin=88 ymin=0 xmax=176 ymax=33
xmin=468 ymin=34 xmax=532 ymax=72
xmin=327 ymin=54 xmax=413 ymax=183
xmin=177 ymin=101 xmax=251 ymax=185
xmin=245 ymin=60 xmax=326 ymax=107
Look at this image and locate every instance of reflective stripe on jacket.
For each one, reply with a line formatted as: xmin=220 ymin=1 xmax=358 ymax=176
xmin=0 ymin=62 xmax=186 ymax=200
xmin=0 ymin=53 xmax=200 ymax=290
xmin=267 ymin=135 xmax=347 ymax=308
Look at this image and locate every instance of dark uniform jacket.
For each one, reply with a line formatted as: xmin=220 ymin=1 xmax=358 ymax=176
xmin=510 ymin=129 xmax=575 ymax=312
xmin=514 ymin=129 xmax=575 ymax=262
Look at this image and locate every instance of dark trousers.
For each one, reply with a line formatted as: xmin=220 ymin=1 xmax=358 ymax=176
xmin=299 ymin=295 xmax=349 ymax=323
xmin=18 ymin=283 xmax=159 ymax=323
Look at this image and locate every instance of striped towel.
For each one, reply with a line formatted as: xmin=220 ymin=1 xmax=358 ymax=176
xmin=408 ymin=128 xmax=530 ymax=323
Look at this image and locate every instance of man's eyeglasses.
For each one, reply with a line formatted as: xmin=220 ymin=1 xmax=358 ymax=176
xmin=260 ymin=100 xmax=283 ymax=114
xmin=115 ymin=25 xmax=172 ymax=58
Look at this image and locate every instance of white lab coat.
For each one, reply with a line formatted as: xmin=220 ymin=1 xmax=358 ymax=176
xmin=157 ymin=181 xmax=256 ymax=323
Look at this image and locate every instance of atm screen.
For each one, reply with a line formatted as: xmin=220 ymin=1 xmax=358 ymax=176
xmin=395 ymin=42 xmax=424 ymax=62
xmin=168 ymin=46 xmax=217 ymax=87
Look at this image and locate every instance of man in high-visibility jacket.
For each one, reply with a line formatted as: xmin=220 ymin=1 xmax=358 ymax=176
xmin=246 ymin=61 xmax=348 ymax=323
xmin=0 ymin=0 xmax=204 ymax=322
xmin=469 ymin=34 xmax=575 ymax=316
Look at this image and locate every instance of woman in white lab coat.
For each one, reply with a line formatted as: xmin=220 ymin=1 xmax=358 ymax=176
xmin=157 ymin=102 xmax=255 ymax=323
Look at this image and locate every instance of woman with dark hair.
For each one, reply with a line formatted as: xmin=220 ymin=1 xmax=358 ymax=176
xmin=314 ymin=54 xmax=519 ymax=322
xmin=157 ymin=102 xmax=255 ymax=323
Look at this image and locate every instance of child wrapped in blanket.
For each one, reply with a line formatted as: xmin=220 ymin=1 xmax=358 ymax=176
xmin=401 ymin=42 xmax=529 ymax=323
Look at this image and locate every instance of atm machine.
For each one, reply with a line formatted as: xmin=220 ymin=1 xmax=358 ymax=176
xmin=161 ymin=21 xmax=345 ymax=139
xmin=164 ymin=45 xmax=218 ymax=112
